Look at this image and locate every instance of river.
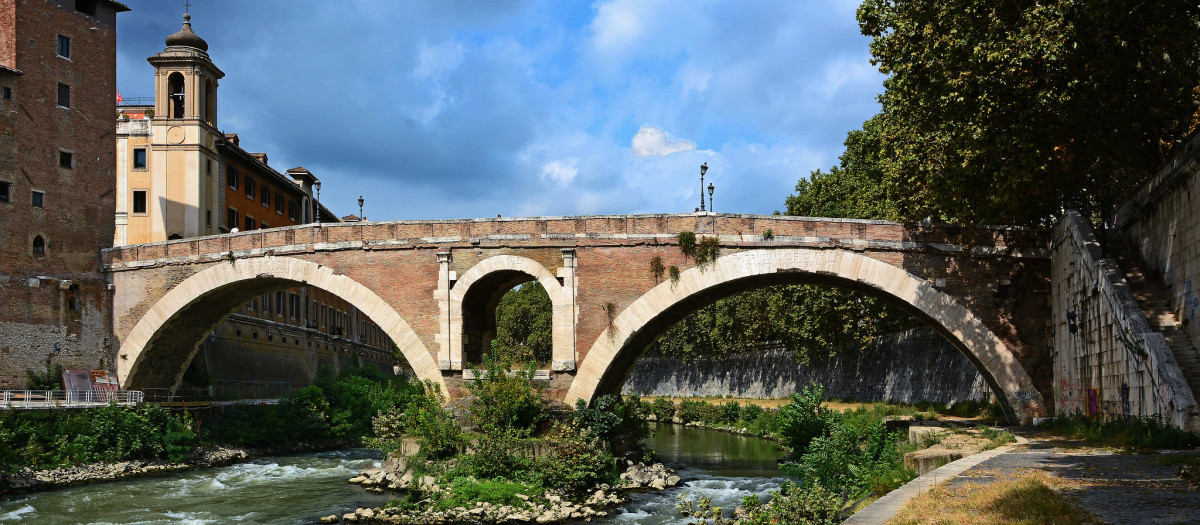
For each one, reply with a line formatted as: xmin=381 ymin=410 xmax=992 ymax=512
xmin=0 ymin=423 xmax=786 ymax=524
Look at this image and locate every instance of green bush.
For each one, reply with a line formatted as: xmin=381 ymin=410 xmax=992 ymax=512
xmin=573 ymin=394 xmax=650 ymax=448
xmin=750 ymin=483 xmax=847 ymax=525
xmin=720 ymin=401 xmax=742 ymax=424
xmin=436 ymin=477 xmax=539 ymax=510
xmin=741 ymin=403 xmax=763 ymax=424
xmin=777 ymin=384 xmax=834 ymax=453
xmin=465 ymin=428 xmax=537 ymax=481
xmin=536 ymin=420 xmax=618 ymax=495
xmin=677 ymin=399 xmax=721 ymax=425
xmin=400 ymin=381 xmax=466 ymax=460
xmin=467 ymin=356 xmax=545 ymax=436
xmin=650 ymin=398 xmax=677 ymax=421
xmin=0 ymin=404 xmax=196 ymax=471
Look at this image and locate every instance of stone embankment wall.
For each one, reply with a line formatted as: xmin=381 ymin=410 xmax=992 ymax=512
xmin=621 ymin=327 xmax=991 ymax=404
xmin=1114 ymin=133 xmax=1200 ymax=353
xmin=1050 ymin=211 xmax=1198 ymax=431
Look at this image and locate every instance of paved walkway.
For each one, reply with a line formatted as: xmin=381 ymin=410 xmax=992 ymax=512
xmin=845 ymin=433 xmax=1200 ymax=524
xmin=947 ymin=436 xmax=1200 ymax=525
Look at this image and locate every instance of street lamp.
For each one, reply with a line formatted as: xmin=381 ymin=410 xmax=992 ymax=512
xmin=699 ymin=163 xmax=708 ymax=212
xmin=707 ymin=182 xmax=714 ymax=212
xmin=358 ymin=196 xmax=364 ymax=221
xmin=313 ymin=180 xmax=322 ymax=225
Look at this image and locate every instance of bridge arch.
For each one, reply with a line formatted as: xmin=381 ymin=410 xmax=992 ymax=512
xmin=566 ymin=248 xmax=1046 ymax=425
xmin=442 ymin=255 xmax=574 ymax=369
xmin=117 ymin=256 xmax=443 ymax=392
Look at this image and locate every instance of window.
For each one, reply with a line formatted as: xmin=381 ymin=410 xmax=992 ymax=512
xmin=227 ymin=208 xmax=239 ymax=230
xmin=167 ymin=72 xmax=184 ymax=118
xmin=31 ymin=190 xmax=44 ymax=208
xmin=57 ymin=83 xmax=70 ymax=108
xmin=245 ymin=216 xmax=255 ymax=230
xmin=75 ymin=0 xmax=98 ymax=16
xmin=59 ymin=150 xmax=73 ymax=169
xmin=32 ymin=235 xmax=45 ymax=255
xmin=275 ymin=194 xmax=284 ymax=214
xmin=206 ymin=210 xmax=212 ymax=227
xmin=261 ymin=186 xmax=270 ymax=207
xmin=228 ymin=167 xmax=239 ymax=190
xmin=2 ymin=86 xmax=11 ymax=100
xmin=132 ymin=148 xmax=146 ymax=169
xmin=0 ymin=181 xmax=9 ymax=203
xmin=245 ymin=177 xmax=255 ymax=199
xmin=56 ymin=35 xmax=70 ymax=59
xmin=132 ymin=190 xmax=147 ymax=214
xmin=288 ymin=200 xmax=297 ymax=221
xmin=67 ymin=284 xmax=79 ymax=311
xmin=275 ymin=292 xmax=283 ymax=315
xmin=260 ymin=222 xmax=269 ymax=229
xmin=206 ymin=159 xmax=213 ymax=176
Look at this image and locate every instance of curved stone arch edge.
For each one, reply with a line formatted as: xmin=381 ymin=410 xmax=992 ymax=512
xmin=444 ymin=254 xmax=572 ymax=370
xmin=116 ymin=256 xmax=445 ymax=392
xmin=565 ymin=248 xmax=1046 ymax=425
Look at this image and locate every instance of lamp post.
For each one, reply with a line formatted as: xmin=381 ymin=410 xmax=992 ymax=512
xmin=708 ymin=183 xmax=715 ymax=231
xmin=358 ymin=196 xmax=364 ymax=221
xmin=699 ymin=162 xmax=708 ymax=212
xmin=313 ymin=180 xmax=322 ymax=225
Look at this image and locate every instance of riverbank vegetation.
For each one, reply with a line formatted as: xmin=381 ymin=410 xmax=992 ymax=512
xmin=0 ymin=366 xmax=416 ymax=476
xmin=366 ymin=357 xmax=651 ymax=518
xmin=674 ymin=384 xmax=1019 ymax=524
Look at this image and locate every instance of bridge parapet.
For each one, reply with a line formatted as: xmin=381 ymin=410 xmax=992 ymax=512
xmin=103 ymin=213 xmax=1048 ymax=270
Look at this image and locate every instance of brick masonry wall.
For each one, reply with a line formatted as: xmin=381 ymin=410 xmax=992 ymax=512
xmin=1051 ymin=211 xmax=1199 ymax=431
xmin=101 ymin=214 xmax=1052 ymax=421
xmin=0 ymin=0 xmax=120 ymax=388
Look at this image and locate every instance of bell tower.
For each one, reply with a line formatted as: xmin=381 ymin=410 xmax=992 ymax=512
xmin=141 ymin=12 xmax=226 ymax=239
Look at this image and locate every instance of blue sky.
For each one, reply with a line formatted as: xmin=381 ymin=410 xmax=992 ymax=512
xmin=117 ymin=1 xmax=885 ymax=221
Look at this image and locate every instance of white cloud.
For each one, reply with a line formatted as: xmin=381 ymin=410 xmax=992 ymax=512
xmin=631 ymin=126 xmax=696 ymax=159
xmin=541 ymin=159 xmax=579 ymax=184
xmin=414 ymin=41 xmax=465 ymax=80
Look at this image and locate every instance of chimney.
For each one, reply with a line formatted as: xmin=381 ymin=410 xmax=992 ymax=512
xmin=251 ymin=152 xmax=268 ymax=166
xmin=223 ymin=133 xmax=240 ymax=146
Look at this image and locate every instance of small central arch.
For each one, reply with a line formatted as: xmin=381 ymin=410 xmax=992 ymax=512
xmin=117 ymin=256 xmax=443 ymax=392
xmin=441 ymin=254 xmax=575 ymax=370
xmin=567 ymin=248 xmax=1047 ymax=425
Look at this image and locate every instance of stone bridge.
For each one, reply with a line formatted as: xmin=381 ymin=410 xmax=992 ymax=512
xmin=102 ymin=213 xmax=1053 ymax=424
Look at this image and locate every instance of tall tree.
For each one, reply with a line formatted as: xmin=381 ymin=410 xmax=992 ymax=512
xmin=492 ymin=282 xmax=553 ymax=364
xmin=857 ymin=0 xmax=1200 ymax=226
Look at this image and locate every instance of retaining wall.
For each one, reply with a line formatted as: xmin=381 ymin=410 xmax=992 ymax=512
xmin=621 ymin=327 xmax=991 ymax=404
xmin=1050 ymin=211 xmax=1198 ymax=431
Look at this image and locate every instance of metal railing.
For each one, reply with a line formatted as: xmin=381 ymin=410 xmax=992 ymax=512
xmin=0 ymin=390 xmax=144 ymax=409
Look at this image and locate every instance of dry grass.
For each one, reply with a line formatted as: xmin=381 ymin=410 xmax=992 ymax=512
xmin=888 ymin=472 xmax=1099 ymax=525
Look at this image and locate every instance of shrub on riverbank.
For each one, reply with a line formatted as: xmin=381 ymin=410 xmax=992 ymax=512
xmin=0 ymin=404 xmax=195 ymax=472
xmin=200 ymin=367 xmax=419 ymax=448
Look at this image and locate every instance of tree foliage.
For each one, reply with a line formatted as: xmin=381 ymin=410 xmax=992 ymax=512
xmin=856 ymin=0 xmax=1200 ymax=227
xmin=649 ymin=284 xmax=912 ymax=364
xmin=492 ymin=282 xmax=553 ymax=364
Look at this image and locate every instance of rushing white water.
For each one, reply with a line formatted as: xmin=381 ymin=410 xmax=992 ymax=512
xmin=0 ymin=450 xmax=390 ymax=525
xmin=0 ymin=425 xmax=789 ymax=524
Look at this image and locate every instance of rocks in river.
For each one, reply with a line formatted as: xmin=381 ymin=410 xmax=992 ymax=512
xmin=0 ymin=446 xmax=252 ymax=495
xmin=618 ymin=461 xmax=681 ymax=491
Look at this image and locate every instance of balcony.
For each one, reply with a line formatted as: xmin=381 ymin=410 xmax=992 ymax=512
xmin=117 ymin=119 xmax=150 ymax=136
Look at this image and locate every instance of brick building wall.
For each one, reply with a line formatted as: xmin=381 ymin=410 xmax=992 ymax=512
xmin=0 ymin=0 xmax=127 ymax=388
